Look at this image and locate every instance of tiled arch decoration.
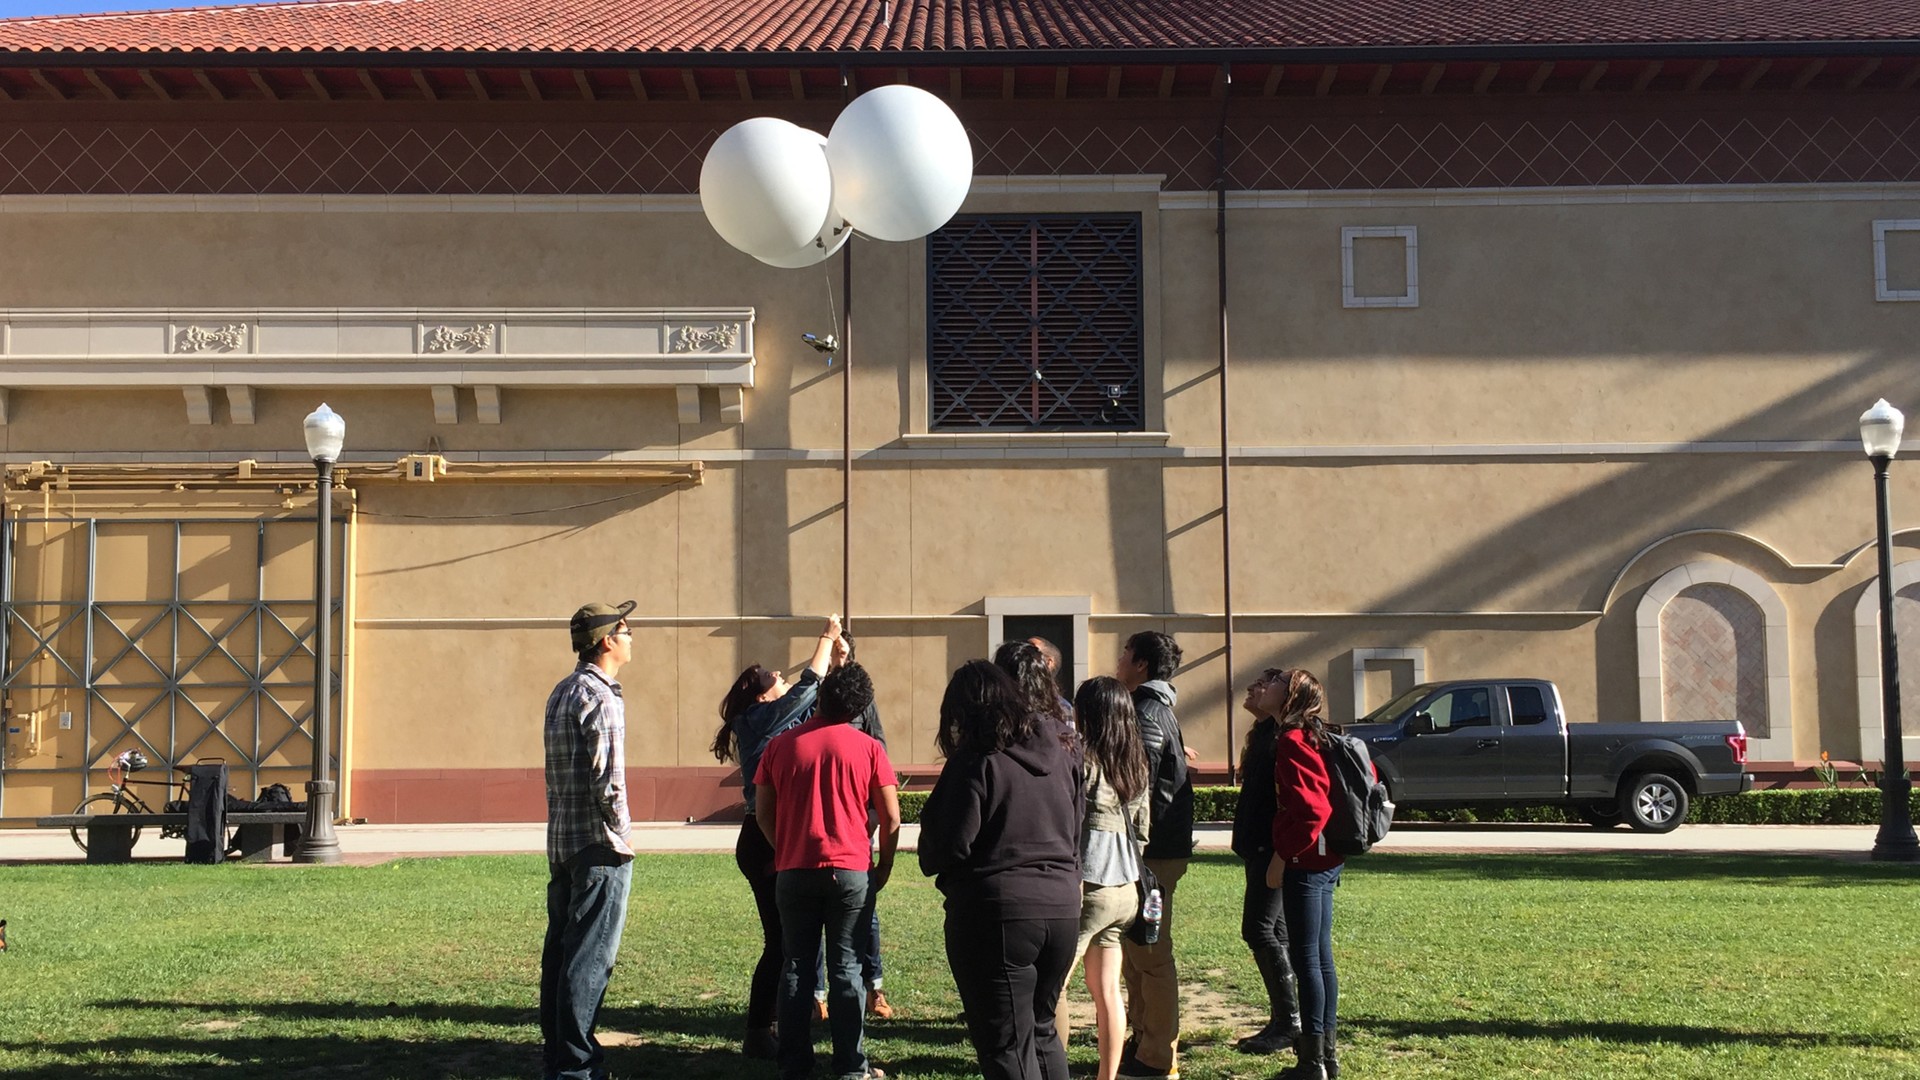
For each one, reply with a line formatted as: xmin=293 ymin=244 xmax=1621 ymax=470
xmin=1636 ymin=560 xmax=1791 ymax=761
xmin=1851 ymin=561 xmax=1920 ymax=765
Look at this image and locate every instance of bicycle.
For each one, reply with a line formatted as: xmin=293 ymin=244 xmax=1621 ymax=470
xmin=67 ymin=749 xmax=207 ymax=855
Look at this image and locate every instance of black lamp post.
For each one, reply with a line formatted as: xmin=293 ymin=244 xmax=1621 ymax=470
xmin=293 ymin=402 xmax=345 ymax=865
xmin=1859 ymin=398 xmax=1919 ymax=863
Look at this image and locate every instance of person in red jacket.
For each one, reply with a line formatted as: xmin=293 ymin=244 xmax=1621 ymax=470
xmin=1260 ymin=669 xmax=1352 ymax=1080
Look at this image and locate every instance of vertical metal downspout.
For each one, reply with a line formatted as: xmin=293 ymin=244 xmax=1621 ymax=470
xmin=0 ymin=501 xmax=9 ymax=818
xmin=843 ymin=242 xmax=855 ymax=627
xmin=841 ymin=66 xmax=856 ymax=628
xmin=1216 ymin=63 xmax=1237 ymax=778
xmin=84 ymin=520 xmax=97 ymax=794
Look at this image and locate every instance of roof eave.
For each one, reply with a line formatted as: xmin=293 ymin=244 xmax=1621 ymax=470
xmin=5 ymin=39 xmax=1920 ymax=70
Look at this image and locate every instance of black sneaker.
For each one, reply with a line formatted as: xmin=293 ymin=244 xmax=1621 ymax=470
xmin=1116 ymin=1060 xmax=1178 ymax=1079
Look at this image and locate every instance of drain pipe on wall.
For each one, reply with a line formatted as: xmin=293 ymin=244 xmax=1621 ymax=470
xmin=1215 ymin=62 xmax=1237 ymax=779
xmin=841 ymin=67 xmax=856 ymax=630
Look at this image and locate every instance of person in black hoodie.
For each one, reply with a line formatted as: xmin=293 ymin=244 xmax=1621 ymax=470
xmin=1230 ymin=667 xmax=1301 ymax=1056
xmin=1115 ymin=630 xmax=1192 ymax=1080
xmin=919 ymin=660 xmax=1082 ymax=1080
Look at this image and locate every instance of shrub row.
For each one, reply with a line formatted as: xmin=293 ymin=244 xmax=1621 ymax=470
xmin=899 ymin=786 xmax=1916 ymax=826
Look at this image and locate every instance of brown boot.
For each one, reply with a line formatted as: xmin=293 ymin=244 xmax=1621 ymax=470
xmin=867 ymin=988 xmax=894 ymax=1020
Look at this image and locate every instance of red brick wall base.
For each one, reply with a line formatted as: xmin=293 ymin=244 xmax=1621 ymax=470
xmin=350 ymin=766 xmax=751 ymax=824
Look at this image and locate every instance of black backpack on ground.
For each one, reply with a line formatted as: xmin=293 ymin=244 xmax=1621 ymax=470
xmin=1321 ymin=731 xmax=1394 ymax=856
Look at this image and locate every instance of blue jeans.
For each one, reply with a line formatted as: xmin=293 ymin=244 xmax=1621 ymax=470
xmin=815 ymin=894 xmax=883 ymax=992
xmin=540 ymin=844 xmax=633 ymax=1080
xmin=1283 ymin=864 xmax=1342 ymax=1038
xmin=777 ymin=867 xmax=871 ymax=1080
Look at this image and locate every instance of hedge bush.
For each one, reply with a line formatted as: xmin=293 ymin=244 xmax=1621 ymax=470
xmin=899 ymin=786 xmax=1915 ymax=826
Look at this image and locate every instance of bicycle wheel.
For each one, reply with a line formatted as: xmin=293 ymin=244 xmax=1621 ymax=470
xmin=69 ymin=792 xmax=141 ymax=855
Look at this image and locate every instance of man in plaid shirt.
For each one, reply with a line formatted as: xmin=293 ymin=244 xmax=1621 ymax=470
xmin=541 ymin=599 xmax=636 ymax=1080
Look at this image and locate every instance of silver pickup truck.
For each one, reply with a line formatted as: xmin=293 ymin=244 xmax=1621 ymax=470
xmin=1345 ymin=679 xmax=1754 ymax=832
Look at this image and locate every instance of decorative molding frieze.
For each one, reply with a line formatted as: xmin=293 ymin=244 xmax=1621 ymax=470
xmin=175 ymin=323 xmax=247 ymax=352
xmin=424 ymin=323 xmax=497 ymax=353
xmin=671 ymin=323 xmax=742 ymax=353
xmin=0 ymin=307 xmax=756 ymax=425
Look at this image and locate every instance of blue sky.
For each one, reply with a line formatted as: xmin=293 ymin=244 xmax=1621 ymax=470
xmin=0 ymin=0 xmax=298 ymax=16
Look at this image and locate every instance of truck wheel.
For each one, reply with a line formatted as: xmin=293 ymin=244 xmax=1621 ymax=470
xmin=1575 ymin=802 xmax=1625 ymax=829
xmin=1621 ymin=772 xmax=1689 ymax=833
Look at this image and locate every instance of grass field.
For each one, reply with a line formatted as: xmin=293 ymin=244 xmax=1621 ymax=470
xmin=1 ymin=851 xmax=1915 ymax=1079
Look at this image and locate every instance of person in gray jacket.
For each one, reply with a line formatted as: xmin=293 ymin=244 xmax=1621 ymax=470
xmin=1114 ymin=630 xmax=1192 ymax=1080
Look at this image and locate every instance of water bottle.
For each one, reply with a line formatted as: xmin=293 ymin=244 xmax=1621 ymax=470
xmin=1142 ymin=887 xmax=1162 ymax=926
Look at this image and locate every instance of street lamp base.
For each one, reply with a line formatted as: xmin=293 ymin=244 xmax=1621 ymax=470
xmin=1870 ymin=832 xmax=1920 ymax=862
xmin=293 ymin=779 xmax=343 ymax=865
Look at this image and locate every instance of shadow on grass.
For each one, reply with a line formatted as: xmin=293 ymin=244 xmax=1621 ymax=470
xmin=19 ymin=1000 xmax=976 ymax=1079
xmin=1187 ymin=850 xmax=1920 ymax=884
xmin=1346 ymin=1015 xmax=1914 ymax=1050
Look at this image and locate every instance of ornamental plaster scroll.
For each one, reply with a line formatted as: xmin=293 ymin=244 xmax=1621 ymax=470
xmin=1851 ymin=561 xmax=1920 ymax=766
xmin=0 ymin=307 xmax=756 ymax=426
xmin=1634 ymin=560 xmax=1791 ymax=761
xmin=424 ymin=323 xmax=496 ymax=353
xmin=671 ymin=323 xmax=743 ymax=353
xmin=176 ymin=324 xmax=247 ymax=352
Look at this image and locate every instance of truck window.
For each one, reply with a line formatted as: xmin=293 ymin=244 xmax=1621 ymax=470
xmin=1426 ymin=687 xmax=1492 ymax=731
xmin=1507 ymin=685 xmax=1550 ymax=726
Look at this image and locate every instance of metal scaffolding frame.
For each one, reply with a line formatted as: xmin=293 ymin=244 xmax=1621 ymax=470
xmin=0 ymin=515 xmax=343 ymax=814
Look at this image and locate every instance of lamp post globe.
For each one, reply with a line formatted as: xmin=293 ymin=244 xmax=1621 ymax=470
xmin=303 ymin=402 xmax=345 ymax=464
xmin=1859 ymin=398 xmax=1919 ymax=862
xmin=294 ymin=403 xmax=344 ymax=864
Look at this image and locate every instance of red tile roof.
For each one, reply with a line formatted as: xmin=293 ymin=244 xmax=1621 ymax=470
xmin=0 ymin=0 xmax=1916 ymax=57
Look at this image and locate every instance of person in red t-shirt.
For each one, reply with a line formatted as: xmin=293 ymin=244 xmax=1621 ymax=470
xmin=754 ymin=661 xmax=900 ymax=1080
xmin=1259 ymin=669 xmax=1361 ymax=1080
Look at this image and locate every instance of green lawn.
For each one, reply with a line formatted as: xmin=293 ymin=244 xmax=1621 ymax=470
xmin=1 ymin=852 xmax=1915 ymax=1079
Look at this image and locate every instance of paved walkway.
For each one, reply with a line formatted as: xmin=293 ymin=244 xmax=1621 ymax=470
xmin=1 ymin=820 xmax=1883 ymax=863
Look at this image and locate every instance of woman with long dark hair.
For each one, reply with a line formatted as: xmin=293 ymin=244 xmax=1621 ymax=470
xmin=919 ymin=660 xmax=1082 ymax=1080
xmin=993 ymin=639 xmax=1078 ymax=759
xmin=1232 ymin=667 xmax=1302 ymax=1056
xmin=1258 ymin=668 xmax=1355 ymax=1080
xmin=1060 ymin=676 xmax=1150 ymax=1080
xmin=712 ymin=614 xmax=841 ymax=1060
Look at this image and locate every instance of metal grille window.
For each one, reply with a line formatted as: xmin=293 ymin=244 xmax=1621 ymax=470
xmin=928 ymin=214 xmax=1144 ymax=431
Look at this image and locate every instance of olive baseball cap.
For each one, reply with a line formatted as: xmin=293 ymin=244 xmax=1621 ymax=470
xmin=569 ymin=599 xmax=637 ymax=651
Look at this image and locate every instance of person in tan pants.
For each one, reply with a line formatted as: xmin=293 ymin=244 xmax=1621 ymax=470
xmin=1114 ymin=631 xmax=1193 ymax=1080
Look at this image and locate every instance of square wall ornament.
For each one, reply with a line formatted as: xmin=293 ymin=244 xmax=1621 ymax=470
xmin=1873 ymin=220 xmax=1920 ymax=301
xmin=1342 ymin=225 xmax=1419 ymax=309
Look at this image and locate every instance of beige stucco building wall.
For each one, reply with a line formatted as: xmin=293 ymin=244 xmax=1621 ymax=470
xmin=5 ymin=180 xmax=1920 ymax=821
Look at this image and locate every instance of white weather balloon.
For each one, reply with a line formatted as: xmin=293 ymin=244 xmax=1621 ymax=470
xmin=755 ymin=131 xmax=851 ymax=269
xmin=827 ymin=85 xmax=974 ymax=242
xmin=699 ymin=117 xmax=835 ymax=260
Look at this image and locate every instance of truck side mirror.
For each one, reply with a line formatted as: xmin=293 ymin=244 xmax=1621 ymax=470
xmin=1406 ymin=712 xmax=1435 ymax=736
